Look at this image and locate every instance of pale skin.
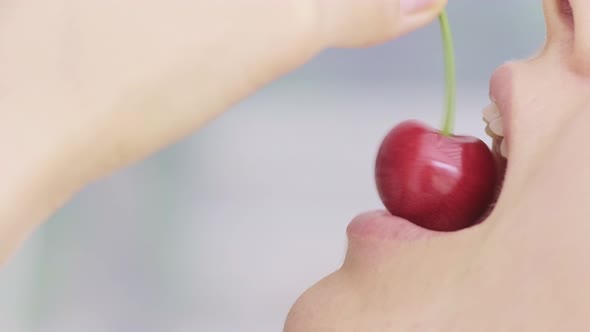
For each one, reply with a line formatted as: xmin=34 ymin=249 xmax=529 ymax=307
xmin=0 ymin=0 xmax=446 ymax=261
xmin=1 ymin=0 xmax=588 ymax=330
xmin=287 ymin=0 xmax=590 ymax=330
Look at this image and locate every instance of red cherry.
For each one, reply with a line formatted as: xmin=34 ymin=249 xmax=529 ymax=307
xmin=375 ymin=120 xmax=497 ymax=232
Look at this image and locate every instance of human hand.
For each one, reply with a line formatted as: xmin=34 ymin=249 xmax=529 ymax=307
xmin=0 ymin=0 xmax=447 ymax=261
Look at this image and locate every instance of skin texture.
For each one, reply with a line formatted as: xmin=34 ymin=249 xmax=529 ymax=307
xmin=2 ymin=0 xmax=589 ymax=331
xmin=285 ymin=0 xmax=590 ymax=330
xmin=0 ymin=0 xmax=447 ymax=263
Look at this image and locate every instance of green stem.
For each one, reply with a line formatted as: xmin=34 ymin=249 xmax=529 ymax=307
xmin=438 ymin=9 xmax=456 ymax=136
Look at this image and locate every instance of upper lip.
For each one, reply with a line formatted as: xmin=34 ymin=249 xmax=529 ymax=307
xmin=489 ymin=64 xmax=513 ymax=141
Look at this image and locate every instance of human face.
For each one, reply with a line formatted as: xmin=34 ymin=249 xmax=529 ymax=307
xmin=284 ymin=1 xmax=590 ymax=331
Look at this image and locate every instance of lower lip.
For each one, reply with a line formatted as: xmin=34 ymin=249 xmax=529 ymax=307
xmin=346 ymin=210 xmax=440 ymax=242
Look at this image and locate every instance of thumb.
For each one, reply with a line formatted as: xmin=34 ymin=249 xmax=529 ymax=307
xmin=317 ymin=0 xmax=448 ymax=48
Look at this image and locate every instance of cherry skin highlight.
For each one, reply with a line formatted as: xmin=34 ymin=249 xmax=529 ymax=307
xmin=375 ymin=120 xmax=496 ymax=232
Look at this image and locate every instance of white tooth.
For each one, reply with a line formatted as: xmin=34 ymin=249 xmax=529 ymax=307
xmin=489 ymin=118 xmax=504 ymax=136
xmin=482 ymin=103 xmax=501 ymax=123
xmin=485 ymin=125 xmax=498 ymax=139
xmin=500 ymin=139 xmax=508 ymax=158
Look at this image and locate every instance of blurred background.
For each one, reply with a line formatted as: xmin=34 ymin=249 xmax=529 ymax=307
xmin=0 ymin=1 xmax=546 ymax=331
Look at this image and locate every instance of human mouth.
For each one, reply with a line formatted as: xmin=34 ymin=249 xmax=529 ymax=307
xmin=346 ymin=66 xmax=516 ymax=246
xmin=483 ymin=102 xmax=507 ymax=158
xmin=475 ymin=64 xmax=515 ymax=221
xmin=346 ymin=210 xmax=439 ymax=242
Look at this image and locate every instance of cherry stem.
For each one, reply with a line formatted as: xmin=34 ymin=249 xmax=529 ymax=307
xmin=438 ymin=9 xmax=456 ymax=137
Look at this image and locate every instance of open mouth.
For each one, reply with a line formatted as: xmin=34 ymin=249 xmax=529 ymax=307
xmin=347 ymin=104 xmax=511 ymax=243
xmin=476 ymin=102 xmax=509 ymax=224
xmin=476 ymin=63 xmax=513 ymax=224
xmin=348 ymin=65 xmax=515 ymax=242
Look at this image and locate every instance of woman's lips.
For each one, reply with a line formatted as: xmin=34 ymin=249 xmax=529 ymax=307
xmin=346 ymin=210 xmax=440 ymax=242
xmin=488 ymin=63 xmax=513 ymax=207
xmin=489 ymin=63 xmax=514 ymax=144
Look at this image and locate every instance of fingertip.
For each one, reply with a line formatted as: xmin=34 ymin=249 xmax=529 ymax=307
xmin=320 ymin=0 xmax=448 ymax=48
xmin=400 ymin=0 xmax=448 ymax=27
xmin=401 ymin=0 xmax=447 ymax=15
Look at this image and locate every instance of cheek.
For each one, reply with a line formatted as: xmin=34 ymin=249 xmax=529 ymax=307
xmin=505 ymin=56 xmax=587 ymax=189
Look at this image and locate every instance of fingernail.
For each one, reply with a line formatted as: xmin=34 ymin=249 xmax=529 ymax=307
xmin=400 ymin=0 xmax=437 ymax=14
